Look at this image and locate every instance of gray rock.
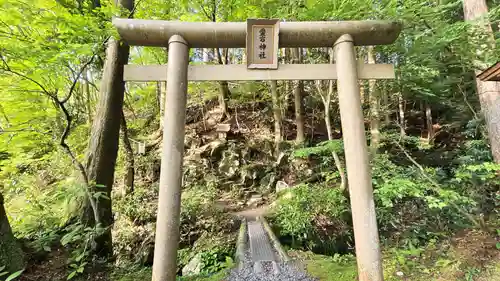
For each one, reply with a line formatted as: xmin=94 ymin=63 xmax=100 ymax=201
xmin=182 ymin=253 xmax=203 ymax=276
xmin=247 ymin=194 xmax=263 ymax=206
xmin=275 ymin=181 xmax=289 ymax=193
xmin=275 ymin=152 xmax=287 ymax=167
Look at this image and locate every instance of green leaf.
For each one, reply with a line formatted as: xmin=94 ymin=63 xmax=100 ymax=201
xmin=67 ymin=271 xmax=77 ymax=280
xmin=5 ymin=269 xmax=24 ymax=281
xmin=496 ymin=242 xmax=500 ymax=250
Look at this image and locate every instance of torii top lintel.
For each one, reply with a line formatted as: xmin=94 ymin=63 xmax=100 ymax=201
xmin=112 ymin=18 xmax=402 ymax=48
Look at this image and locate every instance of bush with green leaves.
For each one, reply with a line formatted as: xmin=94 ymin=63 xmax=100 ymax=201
xmin=272 ymin=183 xmax=351 ymax=253
xmin=113 ymin=183 xmax=234 ymax=266
xmin=60 ymin=223 xmax=107 ymax=280
xmin=451 ymin=162 xmax=500 ymax=216
xmin=177 ymin=232 xmax=235 ymax=275
xmin=0 ymin=267 xmax=23 ymax=281
xmin=371 ymin=152 xmax=489 ymax=245
xmin=290 ymin=140 xmax=345 ymax=186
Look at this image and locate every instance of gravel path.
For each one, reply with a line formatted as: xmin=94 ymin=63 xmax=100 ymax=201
xmin=227 ymin=253 xmax=317 ymax=281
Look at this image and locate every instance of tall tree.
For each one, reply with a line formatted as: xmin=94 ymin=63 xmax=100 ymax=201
xmin=215 ymin=47 xmax=231 ymax=119
xmin=120 ymin=111 xmax=134 ymax=195
xmin=0 ymin=193 xmax=24 ymax=274
xmin=315 ymin=48 xmax=347 ymax=192
xmin=368 ymin=46 xmax=380 ymax=155
xmin=270 ymin=80 xmax=282 ymax=153
xmin=84 ymin=0 xmax=134 ymax=256
xmin=463 ymin=0 xmax=500 ymax=163
xmin=291 ymin=48 xmax=306 ymax=143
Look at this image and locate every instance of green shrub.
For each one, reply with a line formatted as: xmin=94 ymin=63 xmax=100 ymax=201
xmin=114 ymin=184 xmax=159 ymax=225
xmin=113 ymin=184 xmax=234 ymax=266
xmin=371 ymin=153 xmax=479 ymax=245
xmin=272 ymin=184 xmax=351 ymax=252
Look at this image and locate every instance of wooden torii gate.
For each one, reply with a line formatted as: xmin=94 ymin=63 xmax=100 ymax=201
xmin=113 ymin=18 xmax=402 ymax=281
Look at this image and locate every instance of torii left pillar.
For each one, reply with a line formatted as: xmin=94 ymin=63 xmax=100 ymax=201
xmin=152 ymin=35 xmax=189 ymax=281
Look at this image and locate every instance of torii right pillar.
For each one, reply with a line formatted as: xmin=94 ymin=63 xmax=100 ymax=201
xmin=335 ymin=34 xmax=383 ymax=281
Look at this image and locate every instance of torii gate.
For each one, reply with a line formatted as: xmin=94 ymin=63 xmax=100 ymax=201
xmin=113 ymin=18 xmax=401 ymax=281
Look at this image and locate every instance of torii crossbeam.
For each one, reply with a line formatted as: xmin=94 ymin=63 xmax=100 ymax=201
xmin=113 ymin=18 xmax=402 ymax=281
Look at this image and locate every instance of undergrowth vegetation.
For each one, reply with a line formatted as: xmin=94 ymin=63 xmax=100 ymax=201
xmin=1 ymin=0 xmax=500 ymax=280
xmin=271 ymin=131 xmax=500 ymax=279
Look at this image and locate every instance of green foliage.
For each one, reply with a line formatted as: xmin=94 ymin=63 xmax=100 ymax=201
xmin=295 ymin=251 xmax=357 ymax=281
xmin=0 ymin=267 xmax=24 ymax=281
xmin=371 ymin=153 xmax=477 ymax=244
xmin=1 ymin=0 xmax=500 ymax=280
xmin=272 ymin=184 xmax=350 ymax=251
xmin=292 ymin=140 xmax=343 ymax=159
xmin=113 ymin=183 xmax=234 ymax=267
xmin=61 ymin=223 xmax=107 ymax=280
xmin=3 ymin=152 xmax=87 ymax=251
xmin=198 ymin=251 xmax=233 ymax=274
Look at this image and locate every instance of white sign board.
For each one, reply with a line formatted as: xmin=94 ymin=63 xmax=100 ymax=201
xmin=246 ymin=19 xmax=279 ymax=69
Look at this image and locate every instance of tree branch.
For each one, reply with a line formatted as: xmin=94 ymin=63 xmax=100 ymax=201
xmin=0 ymin=55 xmax=100 ymax=224
xmin=0 ymin=55 xmax=55 ymax=99
xmin=62 ymin=55 xmax=96 ymax=103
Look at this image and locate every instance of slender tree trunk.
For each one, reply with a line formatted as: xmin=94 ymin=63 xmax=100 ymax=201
xmin=84 ymin=70 xmax=93 ymax=125
xmin=203 ymin=48 xmax=210 ymax=62
xmin=283 ymin=48 xmax=291 ymax=119
xmin=425 ymin=102 xmax=434 ymax=141
xmin=383 ymin=86 xmax=390 ymax=126
xmin=325 ymin=48 xmax=346 ymax=192
xmin=120 ymin=111 xmax=134 ymax=195
xmin=317 ymin=84 xmax=347 ymax=192
xmin=0 ymin=193 xmax=25 ymax=274
xmin=367 ymin=46 xmax=380 ymax=155
xmin=270 ymin=81 xmax=282 ymax=153
xmin=157 ymin=81 xmax=166 ymax=131
xmin=291 ymin=48 xmax=305 ymax=143
xmin=83 ymin=0 xmax=133 ymax=257
xmin=463 ymin=0 xmax=500 ymax=163
xmin=398 ymin=93 xmax=406 ymax=137
xmin=215 ymin=48 xmax=231 ymax=119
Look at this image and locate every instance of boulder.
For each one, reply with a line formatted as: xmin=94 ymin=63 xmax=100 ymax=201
xmin=275 ymin=181 xmax=290 ymax=193
xmin=247 ymin=194 xmax=263 ymax=207
xmin=182 ymin=253 xmax=203 ymax=276
xmin=259 ymin=172 xmax=277 ymax=192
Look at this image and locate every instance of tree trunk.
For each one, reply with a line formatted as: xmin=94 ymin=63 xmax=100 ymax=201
xmin=84 ymin=70 xmax=93 ymax=125
xmin=325 ymin=48 xmax=347 ymax=192
xmin=463 ymin=0 xmax=500 ymax=163
xmin=425 ymin=102 xmax=434 ymax=141
xmin=283 ymin=48 xmax=291 ymax=119
xmin=0 ymin=193 xmax=25 ymax=274
xmin=120 ymin=111 xmax=134 ymax=195
xmin=291 ymin=48 xmax=305 ymax=143
xmin=383 ymin=86 xmax=390 ymax=126
xmin=215 ymin=48 xmax=230 ymax=119
xmin=398 ymin=93 xmax=406 ymax=137
xmin=83 ymin=0 xmax=133 ymax=257
xmin=203 ymin=48 xmax=211 ymax=62
xmin=367 ymin=46 xmax=380 ymax=155
xmin=157 ymin=81 xmax=166 ymax=131
xmin=270 ymin=81 xmax=282 ymax=153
